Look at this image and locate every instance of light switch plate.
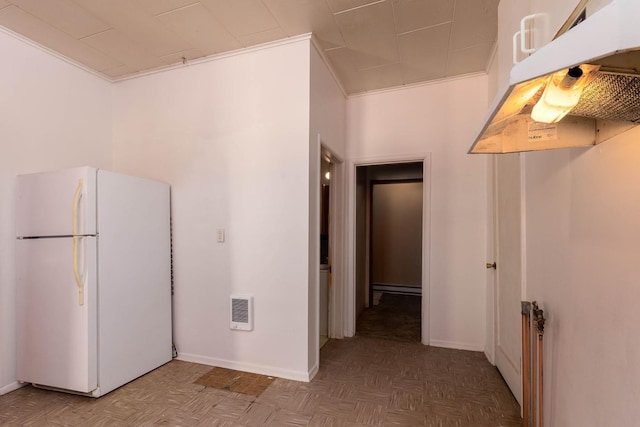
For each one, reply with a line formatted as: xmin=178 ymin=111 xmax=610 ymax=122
xmin=217 ymin=228 xmax=225 ymax=243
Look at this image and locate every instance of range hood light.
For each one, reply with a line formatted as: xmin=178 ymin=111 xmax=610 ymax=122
xmin=531 ymin=67 xmax=587 ymax=123
xmin=468 ymin=0 xmax=640 ymax=154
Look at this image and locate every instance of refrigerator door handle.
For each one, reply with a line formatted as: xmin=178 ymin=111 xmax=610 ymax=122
xmin=72 ymin=179 xmax=84 ymax=305
xmin=73 ymin=237 xmax=84 ymax=305
xmin=72 ymin=179 xmax=83 ymax=236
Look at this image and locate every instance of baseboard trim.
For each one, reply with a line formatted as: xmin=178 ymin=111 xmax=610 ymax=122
xmin=307 ymin=362 xmax=319 ymax=381
xmin=429 ymin=340 xmax=484 ymax=352
xmin=484 ymin=349 xmax=496 ymax=366
xmin=373 ymin=283 xmax=421 ymax=294
xmin=176 ymin=353 xmax=311 ymax=382
xmin=1 ymin=381 xmax=26 ymax=395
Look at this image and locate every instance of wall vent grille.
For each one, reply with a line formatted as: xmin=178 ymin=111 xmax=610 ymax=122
xmin=230 ymin=295 xmax=253 ymax=331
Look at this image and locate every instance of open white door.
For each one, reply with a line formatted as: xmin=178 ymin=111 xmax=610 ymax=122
xmin=494 ymin=153 xmax=524 ymax=406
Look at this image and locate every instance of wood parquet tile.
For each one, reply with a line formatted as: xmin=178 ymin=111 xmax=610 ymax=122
xmin=356 ymin=294 xmax=421 ymax=342
xmin=0 ymin=337 xmax=521 ymax=426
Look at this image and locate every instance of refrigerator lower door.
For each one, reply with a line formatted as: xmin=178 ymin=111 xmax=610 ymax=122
xmin=16 ymin=236 xmax=97 ymax=394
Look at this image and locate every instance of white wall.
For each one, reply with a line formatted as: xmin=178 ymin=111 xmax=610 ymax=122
xmin=346 ymin=76 xmax=489 ymax=351
xmin=0 ymin=29 xmax=113 ymax=394
xmin=112 ymin=38 xmax=318 ymax=381
xmin=524 ymin=129 xmax=640 ymax=426
xmin=309 ymin=45 xmax=346 ymax=160
xmin=308 ymin=44 xmax=346 ymax=374
xmin=371 ymin=182 xmax=423 ymax=286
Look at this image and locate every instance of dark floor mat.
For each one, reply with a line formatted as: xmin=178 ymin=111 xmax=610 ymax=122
xmin=194 ymin=367 xmax=275 ymax=396
xmin=356 ymin=293 xmax=421 ymax=342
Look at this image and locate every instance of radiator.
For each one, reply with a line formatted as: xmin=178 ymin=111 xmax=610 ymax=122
xmin=521 ymin=301 xmax=546 ymax=427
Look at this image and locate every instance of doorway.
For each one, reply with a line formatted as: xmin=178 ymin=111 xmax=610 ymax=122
xmin=354 ymin=162 xmax=424 ymax=342
xmin=317 ymin=144 xmax=345 ymax=345
xmin=319 ymin=153 xmax=331 ymax=349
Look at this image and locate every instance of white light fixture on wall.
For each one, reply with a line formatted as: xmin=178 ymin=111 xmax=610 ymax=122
xmin=325 ymin=172 xmax=330 ymax=180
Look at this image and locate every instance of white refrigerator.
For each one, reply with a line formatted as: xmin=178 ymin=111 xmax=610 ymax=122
xmin=15 ymin=166 xmax=172 ymax=397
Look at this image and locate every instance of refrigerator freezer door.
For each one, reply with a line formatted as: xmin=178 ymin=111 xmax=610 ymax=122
xmin=16 ymin=167 xmax=97 ymax=237
xmin=16 ymin=236 xmax=98 ymax=393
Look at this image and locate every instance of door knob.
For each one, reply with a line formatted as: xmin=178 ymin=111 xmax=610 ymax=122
xmin=486 ymin=262 xmax=497 ymax=269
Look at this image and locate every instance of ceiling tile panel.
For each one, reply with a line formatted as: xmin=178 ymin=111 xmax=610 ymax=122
xmin=133 ymin=0 xmax=198 ymax=16
xmin=74 ymin=0 xmax=192 ymax=56
xmin=333 ymin=0 xmax=398 ymax=69
xmin=326 ymin=0 xmax=381 ymax=13
xmin=392 ymin=0 xmax=454 ymax=34
xmin=360 ymin=63 xmax=403 ymax=91
xmin=160 ymin=48 xmax=204 ymax=65
xmin=237 ymin=27 xmax=287 ymax=47
xmin=0 ymin=0 xmax=498 ymax=92
xmin=449 ymin=0 xmax=498 ymax=50
xmin=446 ymin=42 xmax=493 ymax=76
xmin=199 ymin=0 xmax=278 ymax=37
xmin=81 ymin=29 xmax=166 ymax=71
xmin=398 ymin=22 xmax=449 ymax=83
xmin=398 ymin=22 xmax=449 ymax=66
xmin=263 ymin=0 xmax=345 ymax=49
xmin=156 ymin=3 xmax=241 ymax=55
xmin=0 ymin=6 xmax=121 ymax=71
xmin=7 ymin=0 xmax=110 ymax=38
xmin=324 ymin=47 xmax=366 ymax=93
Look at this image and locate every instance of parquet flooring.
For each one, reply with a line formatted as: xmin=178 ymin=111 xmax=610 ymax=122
xmin=356 ymin=293 xmax=422 ymax=342
xmin=0 ymin=337 xmax=521 ymax=426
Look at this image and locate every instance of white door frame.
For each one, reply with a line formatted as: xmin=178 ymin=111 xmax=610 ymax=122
xmin=345 ymin=153 xmax=432 ymax=345
xmin=309 ymin=135 xmax=345 ymax=379
xmin=323 ymin=145 xmax=345 ymax=340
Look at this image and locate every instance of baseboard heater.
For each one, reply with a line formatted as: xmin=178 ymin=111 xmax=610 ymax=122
xmin=372 ymin=283 xmax=421 ymax=296
xmin=521 ymin=301 xmax=546 ymax=427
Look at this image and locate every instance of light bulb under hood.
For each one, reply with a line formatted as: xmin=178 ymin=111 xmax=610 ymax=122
xmin=531 ymin=66 xmax=597 ymax=123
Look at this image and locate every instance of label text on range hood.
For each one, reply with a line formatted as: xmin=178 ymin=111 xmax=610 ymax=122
xmin=528 ymin=121 xmax=558 ymax=141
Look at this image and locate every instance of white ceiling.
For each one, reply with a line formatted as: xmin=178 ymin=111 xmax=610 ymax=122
xmin=0 ymin=0 xmax=498 ymax=94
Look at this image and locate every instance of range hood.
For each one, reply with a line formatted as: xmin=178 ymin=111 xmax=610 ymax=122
xmin=470 ymin=0 xmax=640 ymax=154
